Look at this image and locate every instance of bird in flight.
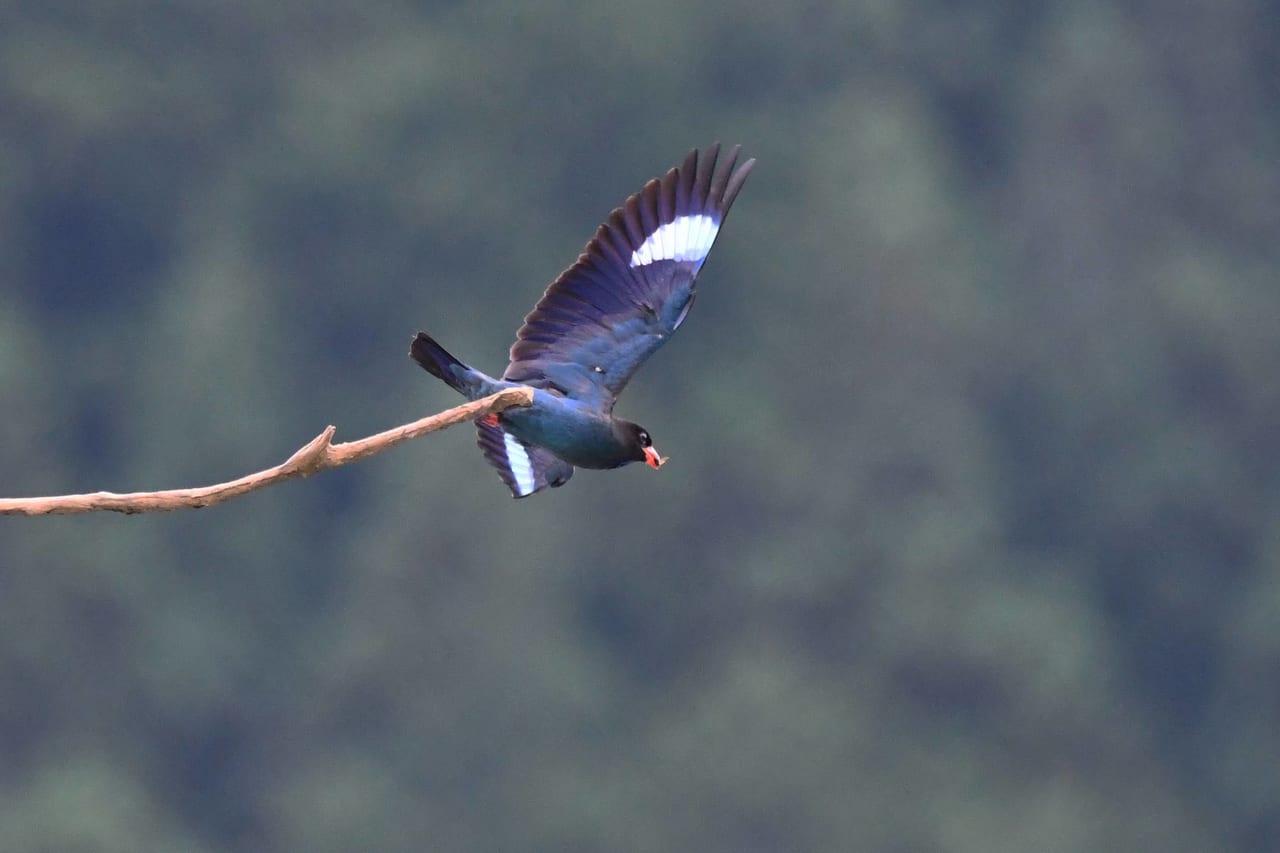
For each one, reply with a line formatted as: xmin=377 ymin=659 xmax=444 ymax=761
xmin=411 ymin=143 xmax=755 ymax=497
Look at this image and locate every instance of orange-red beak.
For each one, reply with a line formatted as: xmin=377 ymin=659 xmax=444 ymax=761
xmin=643 ymin=446 xmax=666 ymax=469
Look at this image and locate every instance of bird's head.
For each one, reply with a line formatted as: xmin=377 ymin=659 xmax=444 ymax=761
xmin=619 ymin=421 xmax=667 ymax=470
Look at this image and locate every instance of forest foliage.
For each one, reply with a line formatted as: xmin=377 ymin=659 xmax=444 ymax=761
xmin=2 ymin=1 xmax=1278 ymax=850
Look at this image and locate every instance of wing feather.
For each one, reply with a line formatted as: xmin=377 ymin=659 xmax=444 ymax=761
xmin=476 ymin=421 xmax=574 ymax=498
xmin=503 ymin=144 xmax=755 ymax=408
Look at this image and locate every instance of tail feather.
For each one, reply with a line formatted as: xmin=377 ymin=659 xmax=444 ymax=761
xmin=410 ymin=332 xmax=469 ymax=394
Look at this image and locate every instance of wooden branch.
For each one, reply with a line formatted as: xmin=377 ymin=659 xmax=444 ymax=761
xmin=0 ymin=387 xmax=534 ymax=516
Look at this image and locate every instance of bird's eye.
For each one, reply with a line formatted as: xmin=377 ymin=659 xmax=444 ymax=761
xmin=638 ymin=431 xmax=650 ymax=446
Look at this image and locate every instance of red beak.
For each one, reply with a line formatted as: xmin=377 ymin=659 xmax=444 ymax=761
xmin=643 ymin=446 xmax=665 ymax=469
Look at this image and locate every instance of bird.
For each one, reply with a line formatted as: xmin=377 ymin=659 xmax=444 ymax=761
xmin=410 ymin=143 xmax=755 ymax=498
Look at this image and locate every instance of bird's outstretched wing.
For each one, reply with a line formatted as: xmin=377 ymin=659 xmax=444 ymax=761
xmin=476 ymin=420 xmax=574 ymax=498
xmin=503 ymin=143 xmax=755 ymax=411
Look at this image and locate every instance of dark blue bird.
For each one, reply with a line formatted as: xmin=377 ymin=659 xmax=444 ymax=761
xmin=410 ymin=143 xmax=755 ymax=497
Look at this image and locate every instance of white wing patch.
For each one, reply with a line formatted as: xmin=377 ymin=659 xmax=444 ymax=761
xmin=502 ymin=431 xmax=538 ymax=497
xmin=630 ymin=214 xmax=720 ymax=268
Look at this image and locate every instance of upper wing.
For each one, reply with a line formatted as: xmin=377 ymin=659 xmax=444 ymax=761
xmin=503 ymin=143 xmax=755 ymax=410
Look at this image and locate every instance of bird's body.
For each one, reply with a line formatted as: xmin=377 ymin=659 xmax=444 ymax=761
xmin=409 ymin=340 xmax=637 ymax=468
xmin=504 ymin=398 xmax=638 ymax=470
xmin=411 ymin=143 xmax=755 ymax=497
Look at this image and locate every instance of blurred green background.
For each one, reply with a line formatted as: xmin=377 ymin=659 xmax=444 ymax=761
xmin=2 ymin=1 xmax=1278 ymax=851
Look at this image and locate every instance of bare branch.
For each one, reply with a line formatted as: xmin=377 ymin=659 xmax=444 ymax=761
xmin=0 ymin=387 xmax=534 ymax=516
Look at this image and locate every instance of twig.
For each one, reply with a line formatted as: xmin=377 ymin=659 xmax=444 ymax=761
xmin=0 ymin=387 xmax=534 ymax=516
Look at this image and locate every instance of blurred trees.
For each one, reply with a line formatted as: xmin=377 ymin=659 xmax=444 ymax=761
xmin=1 ymin=1 xmax=1278 ymax=850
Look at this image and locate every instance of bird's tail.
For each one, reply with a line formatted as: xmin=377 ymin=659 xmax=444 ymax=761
xmin=409 ymin=332 xmax=478 ymax=395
